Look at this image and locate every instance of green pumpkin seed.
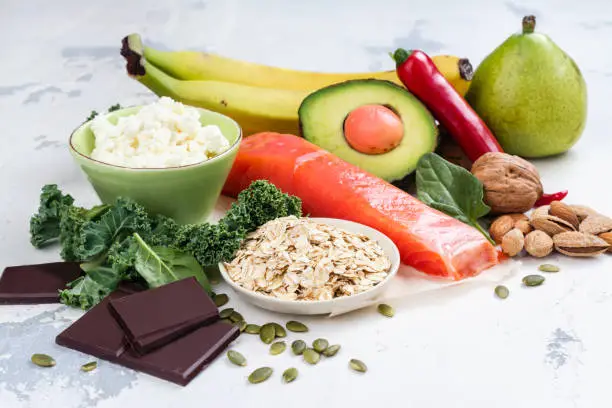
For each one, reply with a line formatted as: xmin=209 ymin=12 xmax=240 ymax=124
xmin=31 ymin=354 xmax=55 ymax=368
xmin=539 ymin=264 xmax=560 ymax=273
xmin=248 ymin=367 xmax=273 ymax=384
xmin=270 ymin=341 xmax=287 ymax=355
xmin=494 ymin=285 xmax=509 ymax=299
xmin=286 ymin=320 xmax=309 ymax=333
xmin=230 ymin=311 xmax=244 ymax=323
xmin=291 ymin=340 xmax=307 ymax=355
xmin=80 ymin=361 xmax=97 ymax=372
xmin=227 ymin=350 xmax=247 ymax=366
xmin=272 ymin=323 xmax=287 ymax=338
xmin=221 ymin=318 xmax=233 ymax=325
xmin=244 ymin=324 xmax=261 ymax=334
xmin=303 ymin=348 xmax=320 ymax=365
xmin=349 ymin=359 xmax=367 ymax=373
xmin=234 ymin=320 xmax=247 ymax=332
xmin=219 ymin=308 xmax=234 ymax=319
xmin=377 ymin=303 xmax=395 ymax=317
xmin=523 ymin=274 xmax=545 ymax=287
xmin=214 ymin=293 xmax=229 ymax=307
xmin=260 ymin=323 xmax=276 ymax=344
xmin=312 ymin=338 xmax=329 ymax=353
xmin=322 ymin=344 xmax=341 ymax=357
xmin=282 ymin=367 xmax=298 ymax=383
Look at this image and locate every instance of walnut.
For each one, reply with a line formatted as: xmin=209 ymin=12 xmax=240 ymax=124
xmin=471 ymin=152 xmax=543 ymax=214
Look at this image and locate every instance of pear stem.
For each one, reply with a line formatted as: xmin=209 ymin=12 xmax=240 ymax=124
xmin=522 ymin=15 xmax=536 ymax=34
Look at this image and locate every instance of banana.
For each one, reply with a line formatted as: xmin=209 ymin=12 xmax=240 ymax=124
xmin=124 ymin=34 xmax=473 ymax=96
xmin=125 ymin=56 xmax=308 ymax=136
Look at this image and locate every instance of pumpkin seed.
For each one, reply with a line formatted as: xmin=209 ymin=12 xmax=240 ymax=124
xmin=244 ymin=324 xmax=261 ymax=334
xmin=235 ymin=320 xmax=247 ymax=332
xmin=227 ymin=350 xmax=247 ymax=366
xmin=272 ymin=323 xmax=287 ymax=338
xmin=270 ymin=341 xmax=287 ymax=355
xmin=282 ymin=367 xmax=298 ymax=383
xmin=377 ymin=303 xmax=395 ymax=317
xmin=322 ymin=344 xmax=341 ymax=357
xmin=260 ymin=323 xmax=276 ymax=344
xmin=230 ymin=311 xmax=244 ymax=323
xmin=31 ymin=354 xmax=55 ymax=368
xmin=248 ymin=367 xmax=273 ymax=384
xmin=80 ymin=361 xmax=97 ymax=372
xmin=291 ymin=340 xmax=307 ymax=355
xmin=219 ymin=308 xmax=234 ymax=319
xmin=214 ymin=293 xmax=229 ymax=307
xmin=349 ymin=359 xmax=367 ymax=373
xmin=220 ymin=318 xmax=233 ymax=325
xmin=286 ymin=320 xmax=309 ymax=333
xmin=539 ymin=264 xmax=560 ymax=273
xmin=312 ymin=338 xmax=329 ymax=353
xmin=523 ymin=274 xmax=545 ymax=287
xmin=303 ymin=348 xmax=320 ymax=365
xmin=494 ymin=285 xmax=509 ymax=299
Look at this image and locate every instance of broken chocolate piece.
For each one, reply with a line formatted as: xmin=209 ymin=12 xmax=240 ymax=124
xmin=56 ymin=288 xmax=239 ymax=386
xmin=108 ymin=278 xmax=219 ymax=354
xmin=56 ymin=289 xmax=133 ymax=359
xmin=0 ymin=262 xmax=82 ymax=304
xmin=119 ymin=321 xmax=239 ymax=386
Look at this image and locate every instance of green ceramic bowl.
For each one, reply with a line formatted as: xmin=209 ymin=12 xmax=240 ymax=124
xmin=69 ymin=105 xmax=242 ymax=224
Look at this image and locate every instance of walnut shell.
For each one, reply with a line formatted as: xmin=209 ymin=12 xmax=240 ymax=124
xmin=471 ymin=152 xmax=543 ymax=214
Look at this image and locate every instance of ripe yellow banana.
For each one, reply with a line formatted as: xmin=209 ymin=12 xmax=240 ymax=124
xmin=125 ymin=34 xmax=473 ymax=96
xmin=126 ymin=58 xmax=308 ymax=136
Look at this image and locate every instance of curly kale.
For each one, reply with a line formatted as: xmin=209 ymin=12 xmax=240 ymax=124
xmin=30 ymin=180 xmax=302 ymax=309
xmin=29 ymin=185 xmax=75 ymax=248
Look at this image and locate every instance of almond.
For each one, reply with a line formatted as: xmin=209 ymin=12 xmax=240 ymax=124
xmin=524 ymin=230 xmax=553 ymax=258
xmin=530 ymin=205 xmax=550 ymax=220
xmin=570 ymin=205 xmax=598 ymax=222
xmin=553 ymin=231 xmax=610 ymax=257
xmin=549 ymin=201 xmax=579 ymax=230
xmin=579 ymin=215 xmax=612 ymax=235
xmin=599 ymin=232 xmax=612 ymax=253
xmin=501 ymin=228 xmax=524 ymax=257
xmin=531 ymin=215 xmax=576 ymax=236
xmin=490 ymin=215 xmax=515 ymax=244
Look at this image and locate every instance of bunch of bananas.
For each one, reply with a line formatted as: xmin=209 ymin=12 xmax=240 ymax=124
xmin=121 ymin=34 xmax=473 ymax=136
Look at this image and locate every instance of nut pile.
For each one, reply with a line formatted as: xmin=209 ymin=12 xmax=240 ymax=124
xmin=224 ymin=216 xmax=391 ymax=301
xmin=491 ymin=201 xmax=612 ymax=258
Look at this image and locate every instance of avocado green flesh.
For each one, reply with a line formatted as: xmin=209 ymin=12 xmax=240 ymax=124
xmin=466 ymin=32 xmax=587 ymax=158
xmin=298 ymin=79 xmax=437 ymax=182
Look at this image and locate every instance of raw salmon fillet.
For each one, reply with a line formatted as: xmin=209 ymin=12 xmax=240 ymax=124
xmin=223 ymin=132 xmax=499 ymax=279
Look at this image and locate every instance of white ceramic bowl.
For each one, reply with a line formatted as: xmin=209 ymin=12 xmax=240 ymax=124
xmin=218 ymin=217 xmax=400 ymax=315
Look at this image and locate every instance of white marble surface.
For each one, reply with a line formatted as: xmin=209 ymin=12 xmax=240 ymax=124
xmin=1 ymin=0 xmax=612 ymax=407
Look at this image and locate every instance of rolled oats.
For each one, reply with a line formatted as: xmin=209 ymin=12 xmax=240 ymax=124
xmin=223 ymin=216 xmax=391 ymax=301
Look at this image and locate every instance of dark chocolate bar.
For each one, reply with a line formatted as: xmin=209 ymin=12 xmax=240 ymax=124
xmin=0 ymin=262 xmax=82 ymax=304
xmin=56 ymin=288 xmax=239 ymax=386
xmin=108 ymin=278 xmax=219 ymax=354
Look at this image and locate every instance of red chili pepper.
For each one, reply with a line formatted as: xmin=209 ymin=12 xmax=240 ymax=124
xmin=392 ymin=48 xmax=503 ymax=162
xmin=534 ymin=190 xmax=569 ymax=207
xmin=392 ymin=48 xmax=568 ymax=208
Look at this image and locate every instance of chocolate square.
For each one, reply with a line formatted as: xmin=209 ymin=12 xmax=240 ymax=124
xmin=108 ymin=278 xmax=219 ymax=354
xmin=0 ymin=262 xmax=82 ymax=304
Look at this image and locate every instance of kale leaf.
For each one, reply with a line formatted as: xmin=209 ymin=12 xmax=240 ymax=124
xmin=29 ymin=185 xmax=75 ymax=248
xmin=59 ymin=265 xmax=122 ymax=310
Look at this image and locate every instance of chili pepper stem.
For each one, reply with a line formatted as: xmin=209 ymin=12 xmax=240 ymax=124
xmin=391 ymin=48 xmax=412 ymax=66
xmin=522 ymin=15 xmax=536 ymax=34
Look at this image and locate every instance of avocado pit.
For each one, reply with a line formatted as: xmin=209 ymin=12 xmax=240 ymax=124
xmin=343 ymin=104 xmax=403 ymax=155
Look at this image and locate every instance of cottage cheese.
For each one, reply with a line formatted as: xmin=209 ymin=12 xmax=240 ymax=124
xmin=89 ymin=97 xmax=231 ymax=168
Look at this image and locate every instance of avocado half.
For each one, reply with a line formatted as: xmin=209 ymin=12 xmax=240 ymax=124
xmin=298 ymin=79 xmax=437 ymax=182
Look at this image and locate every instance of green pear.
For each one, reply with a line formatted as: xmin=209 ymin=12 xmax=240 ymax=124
xmin=466 ymin=16 xmax=587 ymax=158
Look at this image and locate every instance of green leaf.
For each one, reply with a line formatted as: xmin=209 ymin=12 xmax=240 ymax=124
xmin=416 ymin=153 xmax=494 ymax=244
xmin=59 ymin=265 xmax=122 ymax=310
xmin=78 ymin=197 xmax=151 ymax=260
xmin=133 ymin=233 xmax=211 ymax=293
xmin=29 ymin=185 xmax=75 ymax=248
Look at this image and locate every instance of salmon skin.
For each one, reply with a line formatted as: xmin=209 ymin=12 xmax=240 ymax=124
xmin=223 ymin=132 xmax=499 ymax=280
